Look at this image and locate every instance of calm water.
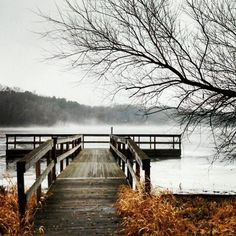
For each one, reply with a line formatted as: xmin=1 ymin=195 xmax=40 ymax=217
xmin=0 ymin=124 xmax=236 ymax=194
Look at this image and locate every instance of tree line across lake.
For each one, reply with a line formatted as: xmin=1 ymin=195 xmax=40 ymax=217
xmin=0 ymin=86 xmax=175 ymax=126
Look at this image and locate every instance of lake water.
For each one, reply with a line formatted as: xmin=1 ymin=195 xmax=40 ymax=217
xmin=0 ymin=124 xmax=236 ymax=194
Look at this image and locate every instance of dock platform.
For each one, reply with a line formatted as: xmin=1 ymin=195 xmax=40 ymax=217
xmin=12 ymin=133 xmax=181 ymax=235
xmin=33 ymin=149 xmax=127 ymax=235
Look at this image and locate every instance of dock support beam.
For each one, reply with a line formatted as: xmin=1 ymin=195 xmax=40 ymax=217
xmin=144 ymin=160 xmax=151 ymax=193
xmin=17 ymin=161 xmax=26 ymax=218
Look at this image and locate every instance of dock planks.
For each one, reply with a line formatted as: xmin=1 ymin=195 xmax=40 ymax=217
xmin=33 ymin=149 xmax=127 ymax=235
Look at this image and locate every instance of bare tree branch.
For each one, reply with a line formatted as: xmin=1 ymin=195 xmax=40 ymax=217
xmin=40 ymin=0 xmax=236 ymax=160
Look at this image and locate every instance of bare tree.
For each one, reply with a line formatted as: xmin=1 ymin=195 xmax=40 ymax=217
xmin=41 ymin=0 xmax=236 ymax=160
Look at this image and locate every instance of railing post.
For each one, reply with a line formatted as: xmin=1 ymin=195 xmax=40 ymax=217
xmin=129 ymin=160 xmax=133 ymax=188
xmin=47 ymin=151 xmax=52 ymax=188
xmin=33 ymin=136 xmax=36 ymax=149
xmin=6 ymin=135 xmax=8 ymax=151
xmin=143 ymin=160 xmax=151 ymax=193
xmin=121 ymin=142 xmax=126 ymax=169
xmin=36 ymin=160 xmax=41 ymax=202
xmin=75 ymin=138 xmax=79 ymax=156
xmin=109 ymin=135 xmax=112 ymax=153
xmin=118 ymin=142 xmax=121 ymax=167
xmin=136 ymin=162 xmax=140 ymax=184
xmin=66 ymin=143 xmax=69 ymax=166
xmin=127 ymin=150 xmax=133 ymax=188
xmin=52 ymin=137 xmax=57 ymax=181
xmin=82 ymin=134 xmax=84 ymax=149
xmin=17 ymin=161 xmax=26 ymax=218
xmin=60 ymin=143 xmax=64 ymax=172
xmin=72 ymin=140 xmax=75 ymax=159
xmin=122 ymin=160 xmax=125 ymax=172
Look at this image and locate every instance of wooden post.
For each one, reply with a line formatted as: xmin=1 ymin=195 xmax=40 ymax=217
xmin=6 ymin=135 xmax=8 ymax=151
xmin=136 ymin=162 xmax=140 ymax=183
xmin=82 ymin=134 xmax=84 ymax=149
xmin=72 ymin=141 xmax=75 ymax=160
xmin=52 ymin=137 xmax=57 ymax=181
xmin=14 ymin=136 xmax=16 ymax=149
xmin=122 ymin=143 xmax=125 ymax=150
xmin=127 ymin=150 xmax=133 ymax=188
xmin=118 ymin=143 xmax=121 ymax=166
xmin=36 ymin=160 xmax=41 ymax=202
xmin=143 ymin=160 xmax=151 ymax=193
xmin=66 ymin=143 xmax=69 ymax=166
xmin=122 ymin=160 xmax=125 ymax=172
xmin=173 ymin=136 xmax=175 ymax=149
xmin=60 ymin=143 xmax=64 ymax=172
xmin=33 ymin=136 xmax=36 ymax=149
xmin=127 ymin=168 xmax=130 ymax=186
xmin=130 ymin=160 xmax=133 ymax=188
xmin=76 ymin=138 xmax=80 ymax=156
xmin=47 ymin=152 xmax=52 ymax=188
xmin=111 ymin=126 xmax=113 ymax=135
xmin=17 ymin=161 xmax=26 ymax=218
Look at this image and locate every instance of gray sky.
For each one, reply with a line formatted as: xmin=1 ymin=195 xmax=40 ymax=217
xmin=0 ymin=0 xmax=128 ymax=106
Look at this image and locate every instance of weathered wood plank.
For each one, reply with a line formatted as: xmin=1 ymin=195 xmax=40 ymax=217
xmin=58 ymin=149 xmax=125 ymax=179
xmin=20 ymin=140 xmax=53 ymax=171
xmin=33 ymin=149 xmax=127 ymax=236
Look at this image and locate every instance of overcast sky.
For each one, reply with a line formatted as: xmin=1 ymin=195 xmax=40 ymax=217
xmin=0 ymin=0 xmax=129 ymax=106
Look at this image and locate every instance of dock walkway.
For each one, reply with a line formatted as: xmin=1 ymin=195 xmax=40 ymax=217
xmin=33 ymin=149 xmax=127 ymax=236
xmin=13 ymin=133 xmax=181 ymax=235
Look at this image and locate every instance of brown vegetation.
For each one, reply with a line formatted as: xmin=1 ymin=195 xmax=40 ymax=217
xmin=0 ymin=183 xmax=37 ymax=236
xmin=115 ymin=185 xmax=236 ymax=236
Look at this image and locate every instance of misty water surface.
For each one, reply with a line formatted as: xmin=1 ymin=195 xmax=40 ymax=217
xmin=0 ymin=124 xmax=236 ymax=194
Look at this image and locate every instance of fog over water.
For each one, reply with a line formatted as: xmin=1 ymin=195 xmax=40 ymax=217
xmin=0 ymin=124 xmax=236 ymax=194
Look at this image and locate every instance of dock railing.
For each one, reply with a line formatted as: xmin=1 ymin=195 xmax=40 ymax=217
xmin=6 ymin=133 xmax=111 ymax=153
xmin=6 ymin=133 xmax=181 ymax=158
xmin=110 ymin=135 xmax=151 ymax=193
xmin=16 ymin=135 xmax=82 ymax=218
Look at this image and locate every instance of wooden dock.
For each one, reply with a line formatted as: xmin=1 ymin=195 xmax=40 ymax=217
xmin=33 ymin=149 xmax=126 ymax=235
xmin=10 ymin=133 xmax=181 ymax=235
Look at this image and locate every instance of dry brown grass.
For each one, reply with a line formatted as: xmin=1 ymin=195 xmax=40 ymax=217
xmin=0 ymin=182 xmax=37 ymax=236
xmin=115 ymin=185 xmax=236 ymax=236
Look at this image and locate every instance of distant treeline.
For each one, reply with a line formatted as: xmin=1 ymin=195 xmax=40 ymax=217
xmin=0 ymin=86 xmax=174 ymax=126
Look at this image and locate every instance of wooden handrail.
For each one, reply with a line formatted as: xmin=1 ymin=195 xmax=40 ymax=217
xmin=127 ymin=139 xmax=150 ymax=169
xmin=110 ymin=135 xmax=151 ymax=193
xmin=57 ymin=144 xmax=81 ymax=162
xmin=16 ymin=135 xmax=82 ymax=218
xmin=19 ymin=140 xmax=53 ymax=171
xmin=110 ymin=143 xmax=127 ymax=162
xmin=110 ymin=135 xmax=128 ymax=144
xmin=57 ymin=135 xmax=82 ymax=144
xmin=6 ymin=133 xmax=181 ymax=153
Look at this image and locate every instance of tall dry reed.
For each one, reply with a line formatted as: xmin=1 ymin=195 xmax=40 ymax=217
xmin=0 ymin=182 xmax=37 ymax=236
xmin=115 ymin=185 xmax=236 ymax=235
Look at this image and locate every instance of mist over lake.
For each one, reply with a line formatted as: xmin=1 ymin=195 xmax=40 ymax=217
xmin=1 ymin=124 xmax=236 ymax=194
